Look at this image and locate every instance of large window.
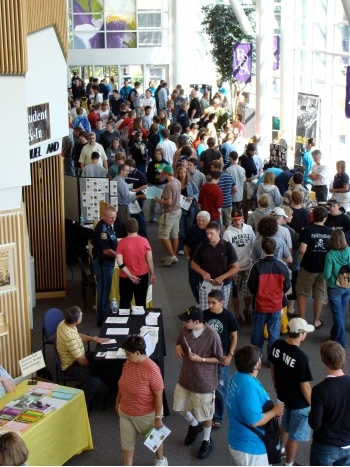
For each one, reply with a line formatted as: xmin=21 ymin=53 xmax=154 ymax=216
xmin=68 ymin=0 xmax=167 ymax=49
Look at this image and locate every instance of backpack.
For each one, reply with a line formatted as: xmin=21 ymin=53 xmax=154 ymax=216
xmin=249 ymin=184 xmax=259 ymax=211
xmin=336 ymin=265 xmax=350 ymax=288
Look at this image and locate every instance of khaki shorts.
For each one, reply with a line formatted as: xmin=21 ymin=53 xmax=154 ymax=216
xmin=119 ymin=409 xmax=155 ymax=451
xmin=295 ymin=268 xmax=327 ymax=303
xmin=173 ymin=383 xmax=215 ymax=422
xmin=221 ymin=207 xmax=232 ymax=228
xmin=158 ymin=210 xmax=181 ymax=239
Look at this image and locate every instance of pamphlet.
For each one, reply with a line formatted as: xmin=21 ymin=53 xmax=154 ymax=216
xmin=100 ymin=338 xmax=117 ymax=345
xmin=119 ymin=309 xmax=131 ymax=316
xmin=131 ymin=306 xmax=145 ymax=315
xmin=180 ymin=195 xmax=192 ymax=211
xmin=105 ymin=317 xmax=128 ymax=324
xmin=36 ymin=381 xmax=59 ymax=390
xmin=106 ymin=348 xmax=127 ymax=359
xmin=4 ymin=421 xmax=29 ymax=432
xmin=40 ymin=397 xmax=67 ymax=410
xmin=106 ymin=328 xmax=129 ymax=335
xmin=17 ymin=410 xmax=43 ymax=423
xmin=146 ymin=186 xmax=163 ymax=200
xmin=144 ymin=424 xmax=171 ymax=452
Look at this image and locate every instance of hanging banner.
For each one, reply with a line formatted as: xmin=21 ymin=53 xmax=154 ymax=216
xmin=294 ymin=92 xmax=320 ymax=164
xmin=273 ymin=35 xmax=280 ymax=71
xmin=345 ymin=66 xmax=350 ymax=118
xmin=233 ymin=43 xmax=252 ymax=83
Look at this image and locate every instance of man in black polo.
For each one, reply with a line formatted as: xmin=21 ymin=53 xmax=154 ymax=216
xmin=191 ymin=221 xmax=239 ymax=311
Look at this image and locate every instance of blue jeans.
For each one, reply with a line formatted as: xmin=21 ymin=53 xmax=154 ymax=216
xmin=328 ymin=287 xmax=350 ymax=348
xmin=93 ymin=257 xmax=115 ymax=325
xmin=179 ymin=207 xmax=196 ymax=250
xmin=188 ymin=262 xmax=200 ymax=303
xmin=250 ymin=310 xmax=281 ymax=361
xmin=310 ymin=441 xmax=350 ymax=466
xmin=214 ymin=364 xmax=229 ymax=424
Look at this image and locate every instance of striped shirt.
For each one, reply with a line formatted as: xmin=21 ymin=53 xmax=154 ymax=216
xmin=218 ymin=172 xmax=236 ymax=208
xmin=56 ymin=321 xmax=85 ymax=371
xmin=118 ymin=358 xmax=164 ymax=416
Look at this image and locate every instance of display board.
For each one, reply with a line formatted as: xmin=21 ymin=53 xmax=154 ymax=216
xmin=64 ymin=175 xmax=118 ymax=223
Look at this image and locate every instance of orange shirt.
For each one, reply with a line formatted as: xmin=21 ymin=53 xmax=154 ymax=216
xmin=118 ymin=358 xmax=164 ymax=416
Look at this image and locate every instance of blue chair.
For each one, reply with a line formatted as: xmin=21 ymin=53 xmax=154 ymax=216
xmin=42 ymin=308 xmax=64 ymax=363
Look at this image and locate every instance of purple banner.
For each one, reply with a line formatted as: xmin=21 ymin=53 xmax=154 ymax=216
xmin=233 ymin=43 xmax=252 ymax=83
xmin=273 ymin=35 xmax=280 ymax=71
xmin=346 ymin=66 xmax=350 ymax=118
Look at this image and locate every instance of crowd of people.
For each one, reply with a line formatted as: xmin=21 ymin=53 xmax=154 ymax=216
xmin=1 ymin=75 xmax=347 ymax=466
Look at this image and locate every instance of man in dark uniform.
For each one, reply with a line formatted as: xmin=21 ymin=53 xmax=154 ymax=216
xmin=92 ymin=204 xmax=118 ymax=326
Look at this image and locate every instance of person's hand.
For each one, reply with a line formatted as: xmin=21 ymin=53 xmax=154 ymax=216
xmin=96 ymin=337 xmax=110 ymax=344
xmin=154 ymin=417 xmax=163 ymax=430
xmin=154 ymin=197 xmax=161 ymax=204
xmin=212 ymin=277 xmax=223 ymax=286
xmin=188 ymin=351 xmax=202 ymax=362
xmin=222 ymin=355 xmax=232 ymax=366
xmin=273 ymin=401 xmax=284 ymax=418
xmin=202 ymin=272 xmax=211 ymax=282
xmin=175 ymin=344 xmax=184 ymax=358
xmin=128 ymin=274 xmax=141 ymax=284
xmin=329 ymin=188 xmax=334 ymax=193
xmin=137 ymin=194 xmax=146 ymax=200
xmin=150 ymin=274 xmax=156 ymax=285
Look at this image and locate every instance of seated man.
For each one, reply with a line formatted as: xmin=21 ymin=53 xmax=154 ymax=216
xmin=56 ymin=306 xmax=108 ymax=403
xmin=0 ymin=365 xmax=15 ymax=398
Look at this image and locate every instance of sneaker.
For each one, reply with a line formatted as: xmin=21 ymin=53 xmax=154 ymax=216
xmin=197 ymin=438 xmax=213 ymax=459
xmin=163 ymin=256 xmax=178 ymax=266
xmin=235 ymin=315 xmax=243 ymax=325
xmin=178 ymin=249 xmax=185 ymax=255
xmin=244 ymin=309 xmax=253 ymax=325
xmin=184 ymin=422 xmax=203 ymax=445
xmin=154 ymin=457 xmax=168 ymax=466
xmin=162 ymin=256 xmax=170 ymax=262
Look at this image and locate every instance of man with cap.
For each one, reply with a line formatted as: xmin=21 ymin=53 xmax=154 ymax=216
xmin=174 ymin=305 xmax=223 ymax=459
xmin=325 ymin=197 xmax=350 ymax=231
xmin=270 ymin=317 xmax=314 ymax=467
xmin=223 ymin=209 xmax=255 ymax=325
xmin=155 ymin=165 xmax=181 ymax=266
xmin=270 ymin=207 xmax=293 ymax=252
xmin=308 ymin=149 xmax=330 ymax=202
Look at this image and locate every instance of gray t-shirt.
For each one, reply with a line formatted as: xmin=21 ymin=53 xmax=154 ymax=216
xmin=252 ymin=236 xmax=290 ymax=262
xmin=162 ymin=178 xmax=181 ymax=213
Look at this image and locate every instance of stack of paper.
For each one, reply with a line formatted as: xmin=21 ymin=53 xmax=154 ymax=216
xmin=131 ymin=306 xmax=145 ymax=315
xmin=119 ymin=309 xmax=130 ymax=315
xmin=106 ymin=327 xmax=129 ymax=335
xmin=105 ymin=317 xmax=128 ymax=324
xmin=146 ymin=312 xmax=160 ymax=326
xmin=106 ymin=348 xmax=127 ymax=359
xmin=40 ymin=397 xmax=67 ymax=410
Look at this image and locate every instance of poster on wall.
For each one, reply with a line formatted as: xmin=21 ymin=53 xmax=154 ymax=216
xmin=28 ymin=103 xmax=51 ymax=146
xmin=295 ymin=92 xmax=320 ymax=165
xmin=0 ymin=246 xmax=15 ymax=290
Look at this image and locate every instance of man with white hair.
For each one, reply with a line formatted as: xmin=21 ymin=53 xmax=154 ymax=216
xmin=308 ymin=150 xmax=330 ymax=202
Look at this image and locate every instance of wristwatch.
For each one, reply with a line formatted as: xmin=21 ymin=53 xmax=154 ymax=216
xmin=202 ymin=358 xmax=206 ymax=363
xmin=230 ymin=351 xmax=234 ymax=356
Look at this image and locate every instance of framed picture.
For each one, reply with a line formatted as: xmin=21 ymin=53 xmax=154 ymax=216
xmin=0 ymin=245 xmax=15 ymax=290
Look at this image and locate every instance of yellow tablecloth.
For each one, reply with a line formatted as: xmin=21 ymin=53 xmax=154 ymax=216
xmin=110 ymin=265 xmax=152 ymax=307
xmin=0 ymin=380 xmax=93 ymax=466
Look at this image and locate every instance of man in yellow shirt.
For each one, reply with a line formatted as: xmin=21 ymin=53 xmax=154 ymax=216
xmin=56 ymin=306 xmax=108 ymax=403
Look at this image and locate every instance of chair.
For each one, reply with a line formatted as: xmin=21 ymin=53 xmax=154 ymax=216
xmin=42 ymin=308 xmax=64 ymax=362
xmin=76 ymin=256 xmax=96 ymax=309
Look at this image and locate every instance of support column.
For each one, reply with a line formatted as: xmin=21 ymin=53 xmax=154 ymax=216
xmin=255 ymin=0 xmax=274 ymax=156
xmin=280 ymin=0 xmax=295 ymax=166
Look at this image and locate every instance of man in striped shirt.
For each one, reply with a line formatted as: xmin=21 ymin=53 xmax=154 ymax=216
xmin=56 ymin=306 xmax=108 ymax=403
xmin=210 ymin=160 xmax=237 ymax=229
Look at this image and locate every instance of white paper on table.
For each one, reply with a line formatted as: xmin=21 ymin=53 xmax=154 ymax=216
xmin=144 ymin=424 xmax=171 ymax=452
xmin=131 ymin=305 xmax=145 ymax=315
xmin=100 ymin=339 xmax=117 ymax=345
xmin=145 ymin=316 xmax=158 ymax=326
xmin=146 ymin=284 xmax=153 ymax=304
xmin=140 ymin=331 xmax=154 ymax=357
xmin=105 ymin=317 xmax=128 ymax=324
xmin=40 ymin=397 xmax=67 ymax=410
xmin=129 ymin=200 xmax=141 ymax=214
xmin=147 ymin=312 xmax=160 ymax=319
xmin=119 ymin=309 xmax=131 ymax=315
xmin=146 ymin=186 xmax=163 ymax=200
xmin=180 ymin=196 xmax=192 ymax=211
xmin=106 ymin=328 xmax=130 ymax=335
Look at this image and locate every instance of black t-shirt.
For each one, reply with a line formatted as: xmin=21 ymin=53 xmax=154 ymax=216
xmin=200 ymin=148 xmax=222 ymax=175
xmin=299 ymin=223 xmax=332 ymax=272
xmin=188 ymin=98 xmax=201 ymax=119
xmin=333 ymin=171 xmax=350 ymax=190
xmin=325 ymin=213 xmax=350 ymax=232
xmin=192 ymin=239 xmax=238 ymax=285
xmin=290 ymin=207 xmax=310 ymax=236
xmin=183 ymin=224 xmax=208 ymax=259
xmin=270 ymin=339 xmax=313 ymax=409
xmin=203 ymin=308 xmax=239 ymax=354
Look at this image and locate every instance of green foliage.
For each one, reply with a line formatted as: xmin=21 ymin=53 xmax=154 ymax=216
xmin=201 ymin=4 xmax=256 ymax=86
